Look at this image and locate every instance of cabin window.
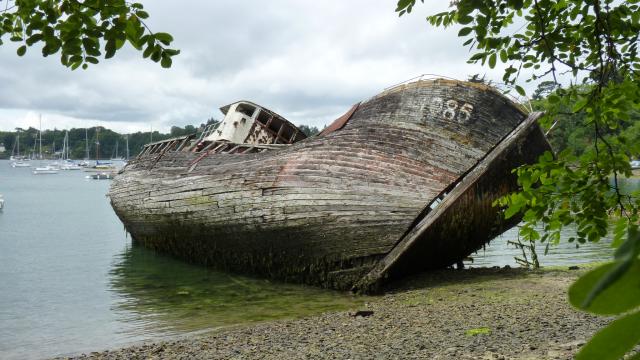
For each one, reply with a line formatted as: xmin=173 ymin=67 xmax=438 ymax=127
xmin=280 ymin=125 xmax=294 ymax=141
xmin=269 ymin=117 xmax=283 ymax=133
xmin=256 ymin=110 xmax=271 ymax=125
xmin=236 ymin=103 xmax=256 ymax=118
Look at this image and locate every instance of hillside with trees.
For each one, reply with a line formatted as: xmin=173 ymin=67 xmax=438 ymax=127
xmin=531 ymin=82 xmax=640 ymax=159
xmin=0 ymin=119 xmax=321 ymax=160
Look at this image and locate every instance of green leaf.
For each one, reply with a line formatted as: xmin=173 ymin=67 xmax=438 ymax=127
xmin=150 ymin=48 xmax=162 ymax=62
xmin=115 ymin=38 xmax=125 ymax=50
xmin=515 ymin=85 xmax=525 ymax=96
xmin=488 ymin=53 xmax=496 ymax=68
xmin=499 ymin=49 xmax=507 ymax=62
xmin=575 ymin=310 xmax=640 ymax=360
xmin=458 ymin=27 xmax=473 ymax=36
xmin=614 ymin=226 xmax=640 ymax=260
xmin=548 ymin=94 xmax=560 ymax=104
xmin=469 ymin=52 xmax=486 ymax=61
xmin=458 ymin=15 xmax=474 ymax=25
xmin=142 ymin=44 xmax=153 ymax=58
xmin=572 ymin=97 xmax=588 ymax=112
xmin=16 ymin=45 xmax=27 ymax=56
xmin=26 ymin=33 xmax=43 ymax=46
xmin=160 ymin=54 xmax=172 ymax=68
xmin=504 ymin=205 xmax=521 ymax=219
xmin=396 ymin=0 xmax=414 ymax=12
xmin=155 ymin=32 xmax=173 ymax=45
xmin=105 ymin=39 xmax=116 ymax=59
xmin=568 ymin=259 xmax=640 ymax=315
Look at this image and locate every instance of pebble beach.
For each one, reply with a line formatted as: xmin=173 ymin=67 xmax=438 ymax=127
xmin=61 ymin=267 xmax=611 ymax=359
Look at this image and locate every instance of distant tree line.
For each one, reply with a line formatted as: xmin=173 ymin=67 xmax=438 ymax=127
xmin=0 ymin=118 xmax=322 ymax=159
xmin=531 ymin=81 xmax=640 ymax=160
xmin=298 ymin=125 xmax=320 ymax=137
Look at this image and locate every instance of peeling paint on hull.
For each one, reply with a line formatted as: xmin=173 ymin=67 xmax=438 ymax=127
xmin=108 ymin=79 xmax=552 ymax=291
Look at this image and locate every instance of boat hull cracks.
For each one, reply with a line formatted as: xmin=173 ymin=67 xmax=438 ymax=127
xmin=109 ymin=80 xmax=552 ymax=291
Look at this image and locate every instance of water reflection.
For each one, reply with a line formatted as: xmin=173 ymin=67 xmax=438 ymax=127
xmin=471 ymin=226 xmax=615 ymax=267
xmin=618 ymin=176 xmax=640 ymax=194
xmin=472 ymin=177 xmax=639 ymax=267
xmin=109 ymin=245 xmax=364 ymax=336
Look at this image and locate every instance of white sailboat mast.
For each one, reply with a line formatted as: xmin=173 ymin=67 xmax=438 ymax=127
xmin=96 ymin=127 xmax=100 ymax=161
xmin=62 ymin=131 xmax=68 ymax=160
xmin=85 ymin=128 xmax=90 ymax=160
xmin=39 ymin=114 xmax=42 ymax=160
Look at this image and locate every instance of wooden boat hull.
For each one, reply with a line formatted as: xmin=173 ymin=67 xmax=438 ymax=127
xmin=109 ymin=79 xmax=551 ymax=291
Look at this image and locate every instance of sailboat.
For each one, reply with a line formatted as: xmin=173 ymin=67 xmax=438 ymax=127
xmin=10 ymin=133 xmax=31 ymax=167
xmin=60 ymin=131 xmax=81 ymax=170
xmin=122 ymin=134 xmax=130 ymax=166
xmin=78 ymin=128 xmax=92 ymax=167
xmin=11 ymin=160 xmax=31 ymax=168
xmin=32 ymin=165 xmax=59 ymax=175
xmin=111 ymin=139 xmax=122 ymax=161
xmin=92 ymin=127 xmax=114 ymax=170
xmin=33 ymin=116 xmax=59 ymax=175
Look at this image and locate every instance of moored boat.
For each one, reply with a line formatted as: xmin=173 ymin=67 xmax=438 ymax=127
xmin=86 ymin=172 xmax=114 ymax=180
xmin=11 ymin=161 xmax=31 ymax=168
xmin=33 ymin=166 xmax=59 ymax=175
xmin=61 ymin=160 xmax=82 ymax=170
xmin=109 ymin=79 xmax=552 ymax=291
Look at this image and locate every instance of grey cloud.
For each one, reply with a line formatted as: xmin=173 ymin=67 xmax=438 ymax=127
xmin=0 ymin=1 xmax=501 ymax=132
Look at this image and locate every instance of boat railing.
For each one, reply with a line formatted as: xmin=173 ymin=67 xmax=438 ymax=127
xmin=138 ymin=134 xmax=196 ymax=158
xmin=197 ymin=123 xmax=219 ymax=143
xmin=187 ymin=141 xmax=288 ymax=173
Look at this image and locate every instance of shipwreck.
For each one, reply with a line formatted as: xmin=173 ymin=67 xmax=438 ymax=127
xmin=109 ymin=79 xmax=551 ymax=292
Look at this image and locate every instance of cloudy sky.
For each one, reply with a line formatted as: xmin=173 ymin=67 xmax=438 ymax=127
xmin=0 ymin=1 xmax=511 ymax=133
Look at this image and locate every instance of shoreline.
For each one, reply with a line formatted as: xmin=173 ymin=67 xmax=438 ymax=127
xmin=60 ymin=267 xmax=610 ymax=359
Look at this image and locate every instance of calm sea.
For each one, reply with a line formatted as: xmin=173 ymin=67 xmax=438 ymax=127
xmin=0 ymin=160 xmax=636 ymax=359
xmin=0 ymin=161 xmax=361 ymax=359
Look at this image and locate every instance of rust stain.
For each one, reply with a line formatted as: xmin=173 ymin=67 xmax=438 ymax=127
xmin=319 ymin=102 xmax=360 ymax=136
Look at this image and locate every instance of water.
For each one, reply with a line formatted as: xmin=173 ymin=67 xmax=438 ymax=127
xmin=0 ymin=161 xmax=362 ymax=360
xmin=471 ymin=177 xmax=640 ymax=267
xmin=0 ymin=160 xmax=637 ymax=359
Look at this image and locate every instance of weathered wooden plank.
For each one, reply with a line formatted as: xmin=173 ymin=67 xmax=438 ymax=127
xmin=109 ymin=79 xmax=550 ymax=291
xmin=354 ymin=112 xmax=549 ymax=293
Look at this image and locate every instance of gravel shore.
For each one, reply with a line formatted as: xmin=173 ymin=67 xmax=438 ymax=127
xmin=62 ymin=267 xmax=610 ymax=359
